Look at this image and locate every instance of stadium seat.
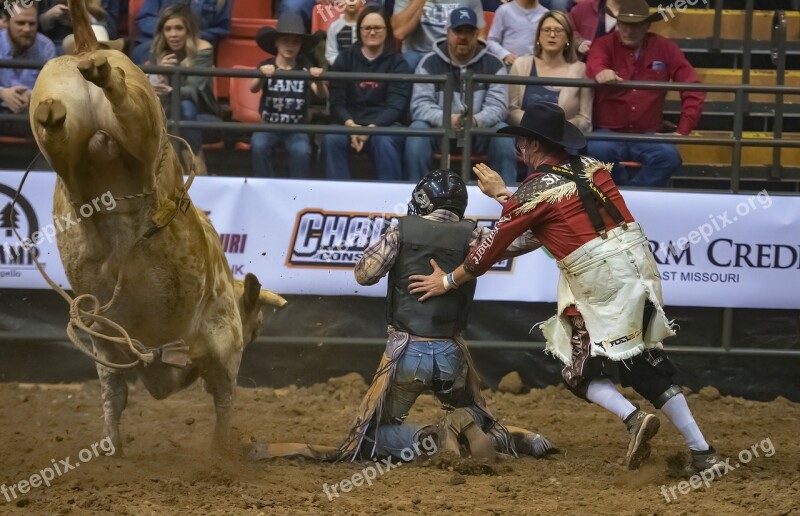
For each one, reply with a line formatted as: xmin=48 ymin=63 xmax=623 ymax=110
xmin=665 ymin=69 xmax=800 ymax=104
xmin=128 ymin=0 xmax=145 ymax=41
xmin=649 ymin=9 xmax=800 ymax=42
xmin=232 ymin=0 xmax=272 ymax=19
xmin=483 ymin=11 xmax=494 ymax=35
xmin=677 ymin=131 xmax=800 ymax=167
xmin=311 ymin=4 xmax=340 ymax=34
xmin=230 ymin=65 xmax=263 ymax=124
xmin=214 ymin=37 xmax=271 ymax=98
xmin=231 ymin=18 xmax=277 ymax=39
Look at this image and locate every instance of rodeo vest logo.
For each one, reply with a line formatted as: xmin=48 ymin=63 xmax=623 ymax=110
xmin=0 ymin=183 xmax=41 ymax=278
xmin=287 ymin=209 xmax=514 ymax=271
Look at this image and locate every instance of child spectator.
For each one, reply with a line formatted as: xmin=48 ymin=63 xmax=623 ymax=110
xmin=486 ymin=0 xmax=548 ymax=66
xmin=325 ymin=0 xmax=361 ymax=66
xmin=38 ymin=0 xmax=107 ymax=54
xmin=250 ymin=13 xmax=326 ymax=178
xmin=569 ymin=0 xmax=621 ymax=57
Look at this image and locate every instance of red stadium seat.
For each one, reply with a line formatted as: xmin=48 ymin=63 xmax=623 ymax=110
xmin=214 ymin=37 xmax=271 ymax=98
xmin=231 ymin=17 xmax=277 ymax=38
xmin=128 ymin=0 xmax=145 ymax=41
xmin=483 ymin=11 xmax=494 ymax=34
xmin=230 ymin=65 xmax=263 ymax=124
xmin=232 ymin=0 xmax=272 ymax=19
xmin=311 ymin=3 xmax=340 ymax=33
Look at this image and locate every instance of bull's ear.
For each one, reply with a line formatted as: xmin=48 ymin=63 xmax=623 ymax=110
xmin=259 ymin=289 xmax=288 ymax=309
xmin=243 ymin=273 xmax=262 ymax=312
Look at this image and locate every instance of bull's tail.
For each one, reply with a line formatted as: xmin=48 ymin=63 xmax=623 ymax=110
xmin=67 ymin=0 xmax=98 ymax=54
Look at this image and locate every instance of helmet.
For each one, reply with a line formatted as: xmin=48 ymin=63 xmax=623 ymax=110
xmin=407 ymin=169 xmax=468 ymax=219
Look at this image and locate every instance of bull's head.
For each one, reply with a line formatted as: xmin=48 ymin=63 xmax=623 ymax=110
xmin=235 ymin=272 xmax=288 ymax=347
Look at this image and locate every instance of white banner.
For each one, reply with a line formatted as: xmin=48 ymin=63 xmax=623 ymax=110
xmin=2 ymin=171 xmax=799 ymax=309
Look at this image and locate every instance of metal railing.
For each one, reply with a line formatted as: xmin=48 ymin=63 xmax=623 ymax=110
xmin=4 ymin=59 xmax=800 ymax=192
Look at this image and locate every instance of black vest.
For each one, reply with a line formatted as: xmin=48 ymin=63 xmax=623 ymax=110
xmin=387 ymin=216 xmax=477 ymax=338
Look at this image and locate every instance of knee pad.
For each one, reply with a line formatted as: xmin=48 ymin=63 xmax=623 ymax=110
xmin=653 ymin=384 xmax=682 ymax=410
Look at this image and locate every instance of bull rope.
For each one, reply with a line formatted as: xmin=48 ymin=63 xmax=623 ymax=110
xmin=9 ymin=134 xmax=196 ymax=370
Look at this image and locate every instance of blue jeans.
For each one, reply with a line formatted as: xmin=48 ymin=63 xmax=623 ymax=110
xmin=540 ymin=0 xmax=574 ymax=11
xmin=323 ymin=126 xmax=405 ymax=180
xmin=404 ymin=120 xmax=517 ymax=184
xmin=587 ymin=129 xmax=682 ymax=188
xmin=402 ymin=51 xmax=426 ymax=72
xmin=179 ymin=100 xmax=218 ymax=154
xmin=277 ymin=0 xmax=316 ymax=29
xmin=368 ymin=340 xmax=483 ymax=459
xmin=250 ymin=131 xmax=312 ymax=178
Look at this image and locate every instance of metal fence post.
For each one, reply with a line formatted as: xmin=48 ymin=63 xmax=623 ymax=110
xmin=170 ymin=68 xmax=181 ymax=138
xmin=712 ymin=0 xmax=722 ymax=51
xmin=461 ymin=71 xmax=475 ymax=182
xmin=732 ymin=88 xmax=744 ymax=193
xmin=441 ymin=73 xmax=454 ymax=170
xmin=771 ymin=10 xmax=787 ymax=181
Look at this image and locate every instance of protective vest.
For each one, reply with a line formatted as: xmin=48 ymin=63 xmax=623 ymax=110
xmin=387 ymin=215 xmax=476 ymax=338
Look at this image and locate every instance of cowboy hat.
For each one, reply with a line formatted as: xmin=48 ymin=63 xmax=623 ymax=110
xmin=256 ymin=13 xmax=318 ymax=55
xmin=497 ymin=102 xmax=586 ymax=150
xmin=609 ymin=0 xmax=664 ymax=24
xmin=62 ymin=25 xmax=125 ymax=54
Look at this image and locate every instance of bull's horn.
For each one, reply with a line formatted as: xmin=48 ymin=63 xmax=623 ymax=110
xmin=259 ymin=289 xmax=287 ymax=308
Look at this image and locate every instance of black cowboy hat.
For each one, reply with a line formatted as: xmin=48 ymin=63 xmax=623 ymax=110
xmin=256 ymin=13 xmax=318 ymax=55
xmin=497 ymin=102 xmax=586 ymax=150
xmin=609 ymin=0 xmax=664 ymax=24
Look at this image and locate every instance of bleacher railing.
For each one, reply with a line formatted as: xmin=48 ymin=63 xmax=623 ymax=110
xmin=4 ymin=59 xmax=800 ymax=193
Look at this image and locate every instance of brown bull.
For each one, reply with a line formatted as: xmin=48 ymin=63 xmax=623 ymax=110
xmin=28 ymin=0 xmax=286 ymax=454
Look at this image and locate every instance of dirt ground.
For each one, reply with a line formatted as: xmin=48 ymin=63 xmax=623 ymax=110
xmin=0 ymin=374 xmax=798 ymax=516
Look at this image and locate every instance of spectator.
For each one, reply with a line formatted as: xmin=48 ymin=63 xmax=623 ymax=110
xmin=482 ymin=0 xmax=574 ymax=13
xmin=486 ymin=0 xmax=547 ymax=67
xmin=570 ymin=0 xmax=621 ymax=57
xmin=0 ymin=5 xmax=55 ymax=135
xmin=148 ymin=6 xmax=219 ymax=174
xmin=392 ymin=0 xmax=484 ymax=71
xmin=102 ymin=0 xmax=120 ymax=39
xmin=324 ymin=6 xmax=411 ymax=180
xmin=508 ymin=11 xmax=591 ymax=134
xmin=585 ymin=0 xmax=703 ymax=187
xmin=38 ymin=0 xmax=108 ymax=54
xmin=250 ymin=13 xmax=326 ymax=178
xmin=405 ymin=7 xmax=515 ymax=183
xmin=324 ymin=0 xmax=361 ymax=66
xmin=132 ymin=0 xmax=231 ymax=64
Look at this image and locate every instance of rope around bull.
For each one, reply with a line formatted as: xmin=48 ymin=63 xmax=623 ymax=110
xmin=8 ymin=134 xmax=196 ymax=370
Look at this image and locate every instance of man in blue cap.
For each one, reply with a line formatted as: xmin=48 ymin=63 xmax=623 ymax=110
xmin=405 ymin=6 xmax=516 ymax=184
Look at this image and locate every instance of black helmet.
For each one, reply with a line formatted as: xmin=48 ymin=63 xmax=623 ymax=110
xmin=407 ymin=169 xmax=468 ymax=219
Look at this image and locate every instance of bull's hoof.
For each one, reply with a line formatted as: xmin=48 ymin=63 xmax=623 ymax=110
xmin=78 ymin=56 xmax=111 ymax=87
xmin=34 ymin=99 xmax=66 ymax=129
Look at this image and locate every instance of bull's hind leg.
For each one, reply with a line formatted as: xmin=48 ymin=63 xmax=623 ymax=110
xmin=33 ymin=99 xmax=67 ymax=129
xmin=77 ymin=55 xmax=158 ymax=160
xmin=201 ymin=363 xmax=237 ymax=448
xmin=96 ymin=363 xmax=128 ymax=456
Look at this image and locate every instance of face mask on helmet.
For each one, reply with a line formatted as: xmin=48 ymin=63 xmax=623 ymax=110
xmin=407 ymin=169 xmax=468 ymax=219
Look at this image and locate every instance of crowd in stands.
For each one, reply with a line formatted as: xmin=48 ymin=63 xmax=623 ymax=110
xmin=0 ymin=0 xmax=708 ymax=187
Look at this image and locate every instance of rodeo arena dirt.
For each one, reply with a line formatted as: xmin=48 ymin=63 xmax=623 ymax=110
xmin=3 ymin=0 xmax=800 ymax=515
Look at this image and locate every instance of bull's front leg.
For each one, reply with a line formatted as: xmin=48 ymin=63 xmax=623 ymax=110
xmin=96 ymin=362 xmax=128 ymax=456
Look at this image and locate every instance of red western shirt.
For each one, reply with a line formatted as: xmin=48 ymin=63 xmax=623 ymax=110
xmin=463 ymin=165 xmax=635 ymax=277
xmin=585 ymin=31 xmax=705 ymax=135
